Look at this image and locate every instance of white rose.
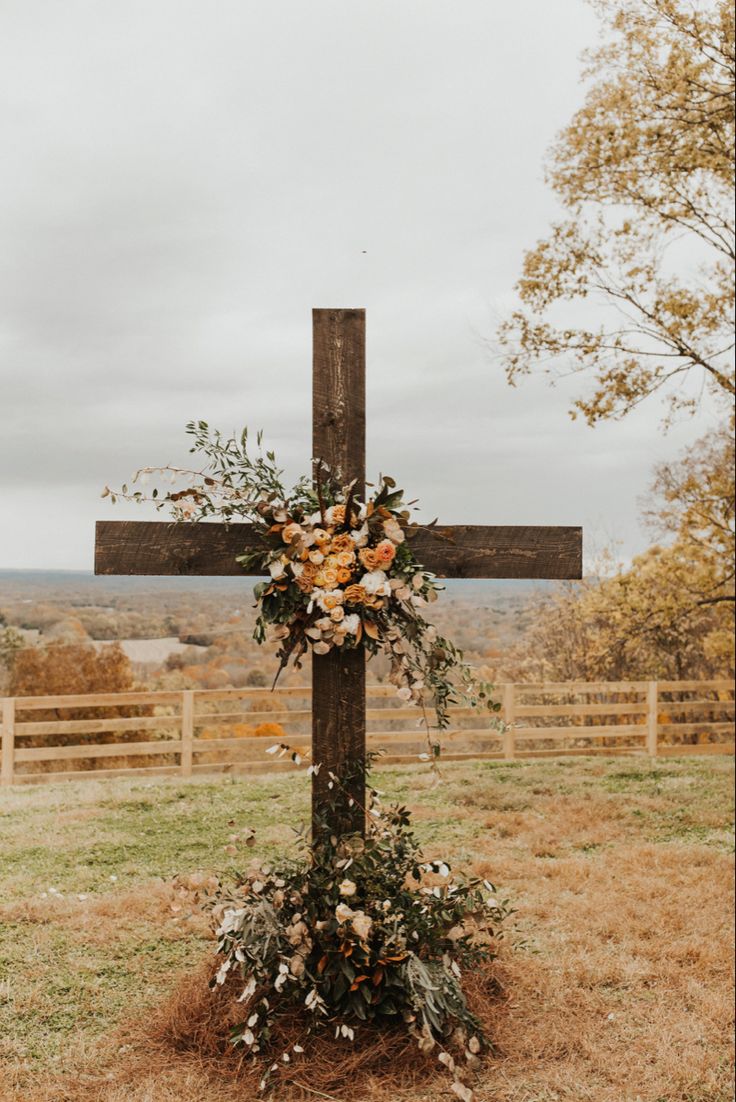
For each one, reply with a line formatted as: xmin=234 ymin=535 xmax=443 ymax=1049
xmin=361 ymin=570 xmax=390 ymax=597
xmin=342 ymin=613 xmax=361 ymax=635
xmin=350 ymin=522 xmax=369 ymax=548
xmin=338 ymin=879 xmax=357 ymax=897
xmin=269 ymin=559 xmax=287 ymax=579
xmin=335 ymin=902 xmax=355 ymax=923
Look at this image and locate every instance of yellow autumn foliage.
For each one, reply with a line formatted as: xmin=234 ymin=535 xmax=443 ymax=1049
xmin=498 ymin=0 xmax=734 ymax=424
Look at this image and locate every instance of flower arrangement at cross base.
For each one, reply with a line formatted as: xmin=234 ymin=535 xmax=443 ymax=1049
xmin=105 ymin=421 xmax=500 ymax=759
xmin=106 ymin=424 xmax=509 ymax=1098
xmin=209 ymin=762 xmax=509 ymax=1100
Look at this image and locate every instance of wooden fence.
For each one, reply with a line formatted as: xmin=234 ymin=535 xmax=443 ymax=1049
xmin=0 ymin=679 xmax=733 ymax=787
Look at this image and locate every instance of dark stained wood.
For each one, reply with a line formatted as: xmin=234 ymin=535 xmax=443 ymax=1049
xmin=311 ymin=307 xmax=365 ymax=486
xmin=96 ymin=520 xmax=582 ymax=580
xmin=94 ymin=520 xmax=265 ymax=577
xmin=408 ymin=523 xmax=583 ymax=580
xmin=311 ymin=309 xmax=367 ymax=835
xmin=311 ymin=644 xmax=366 ymax=837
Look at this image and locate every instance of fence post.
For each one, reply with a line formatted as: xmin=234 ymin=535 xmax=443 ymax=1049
xmin=646 ymin=681 xmax=658 ymax=758
xmin=181 ymin=691 xmax=194 ymax=777
xmin=1 ymin=699 xmax=15 ymax=786
xmin=502 ymin=683 xmax=516 ymax=760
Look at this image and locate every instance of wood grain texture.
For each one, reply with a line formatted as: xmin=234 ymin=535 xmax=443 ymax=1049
xmin=95 ymin=520 xmax=582 ymax=579
xmin=311 ymin=645 xmax=366 ymax=835
xmin=312 ymin=307 xmax=365 ymax=488
xmin=408 ymin=524 xmax=582 ymax=579
xmin=311 ymin=309 xmax=366 ymax=835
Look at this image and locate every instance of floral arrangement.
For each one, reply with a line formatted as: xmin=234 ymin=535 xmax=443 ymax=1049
xmin=106 ymin=421 xmax=499 ymax=748
xmin=107 ymin=425 xmax=508 ymax=1097
xmin=210 ymin=766 xmax=508 ymax=1099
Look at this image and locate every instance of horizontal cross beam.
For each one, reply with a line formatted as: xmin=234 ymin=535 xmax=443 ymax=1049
xmin=95 ymin=520 xmax=582 ymax=580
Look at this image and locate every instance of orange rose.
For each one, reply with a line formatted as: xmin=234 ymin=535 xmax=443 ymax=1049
xmin=336 ymin=550 xmax=355 ymax=568
xmin=337 ymin=568 xmax=352 ymax=584
xmin=330 ymin=504 xmax=346 ymax=526
xmin=375 ymin=540 xmax=396 ymax=565
xmin=322 ymin=568 xmax=339 ymax=587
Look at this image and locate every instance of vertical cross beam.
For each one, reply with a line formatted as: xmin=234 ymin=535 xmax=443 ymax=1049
xmin=311 ymin=308 xmax=366 ymax=836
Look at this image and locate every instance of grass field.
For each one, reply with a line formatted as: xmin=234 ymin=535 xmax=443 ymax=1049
xmin=1 ymin=755 xmax=734 ymax=1102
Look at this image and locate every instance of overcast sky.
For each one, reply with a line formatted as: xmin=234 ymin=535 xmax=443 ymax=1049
xmin=0 ymin=0 xmax=721 ymax=573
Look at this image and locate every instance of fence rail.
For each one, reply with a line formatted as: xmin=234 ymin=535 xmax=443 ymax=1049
xmin=0 ymin=679 xmax=733 ymax=787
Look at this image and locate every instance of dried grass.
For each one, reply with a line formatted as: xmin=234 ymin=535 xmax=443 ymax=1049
xmin=3 ymin=761 xmax=734 ymax=1102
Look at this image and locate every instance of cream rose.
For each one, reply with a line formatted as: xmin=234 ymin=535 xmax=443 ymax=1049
xmin=269 ymin=559 xmax=287 ymax=579
xmin=350 ymin=911 xmax=372 ymax=941
xmin=383 ymin=518 xmax=405 ymax=544
xmin=282 ymin=522 xmax=303 ymax=544
xmin=317 ymin=589 xmax=345 ymax=612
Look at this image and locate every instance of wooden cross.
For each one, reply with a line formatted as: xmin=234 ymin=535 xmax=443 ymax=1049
xmin=96 ymin=308 xmax=582 ymax=834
